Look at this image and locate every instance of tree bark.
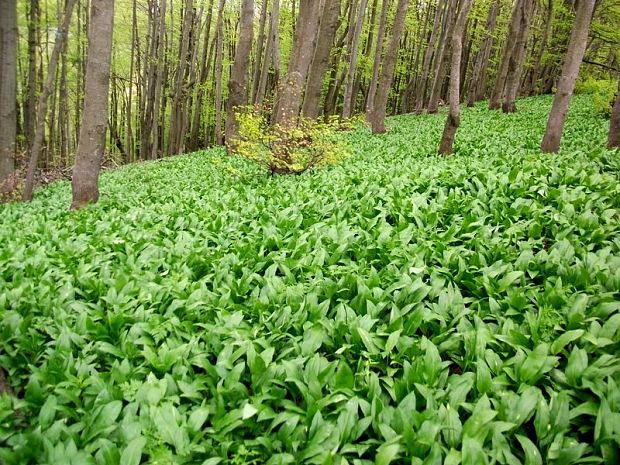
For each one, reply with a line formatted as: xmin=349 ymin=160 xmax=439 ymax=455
xmin=214 ymin=0 xmax=226 ymax=144
xmin=302 ymin=0 xmax=342 ymax=119
xmin=342 ymin=0 xmax=369 ymax=118
xmin=71 ymin=0 xmax=115 ymax=209
xmin=438 ymin=0 xmax=472 ymax=154
xmin=541 ymin=0 xmax=596 ymax=153
xmin=24 ymin=0 xmax=39 ymax=148
xmin=427 ymin=0 xmax=456 ymax=113
xmin=608 ymin=82 xmax=620 ymax=148
xmin=489 ymin=0 xmax=522 ymax=110
xmin=22 ymin=0 xmax=77 ymax=201
xmin=272 ymin=0 xmax=321 ymax=127
xmin=467 ymin=0 xmax=500 ymax=106
xmin=528 ymin=0 xmax=553 ymax=95
xmin=368 ymin=0 xmax=409 ymax=134
xmin=502 ymin=0 xmax=534 ymax=113
xmin=0 ymin=0 xmax=17 ymax=184
xmin=251 ymin=0 xmax=269 ymax=104
xmin=225 ymin=0 xmax=254 ymax=147
xmin=366 ymin=0 xmax=391 ymax=113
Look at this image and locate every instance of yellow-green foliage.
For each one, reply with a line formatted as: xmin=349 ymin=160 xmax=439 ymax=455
xmin=232 ymin=107 xmax=351 ymax=175
xmin=575 ymin=78 xmax=617 ymax=118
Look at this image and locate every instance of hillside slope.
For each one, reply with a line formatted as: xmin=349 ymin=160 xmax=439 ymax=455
xmin=1 ymin=96 xmax=620 ymax=464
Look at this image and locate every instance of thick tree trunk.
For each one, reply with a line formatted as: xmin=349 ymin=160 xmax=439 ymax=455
xmin=272 ymin=0 xmax=321 ymax=127
xmin=489 ymin=0 xmax=522 ymax=110
xmin=225 ymin=0 xmax=254 ymax=147
xmin=71 ymin=0 xmax=115 ymax=209
xmin=366 ymin=0 xmax=391 ymax=113
xmin=302 ymin=0 xmax=342 ymax=119
xmin=368 ymin=0 xmax=409 ymax=134
xmin=438 ymin=0 xmax=472 ymax=154
xmin=467 ymin=0 xmax=500 ymax=106
xmin=22 ymin=0 xmax=77 ymax=201
xmin=502 ymin=0 xmax=534 ymax=113
xmin=0 ymin=0 xmax=17 ymax=184
xmin=608 ymin=83 xmax=620 ymax=148
xmin=342 ymin=0 xmax=369 ymax=118
xmin=541 ymin=0 xmax=596 ymax=153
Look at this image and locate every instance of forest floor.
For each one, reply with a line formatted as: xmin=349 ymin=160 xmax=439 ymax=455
xmin=1 ymin=95 xmax=620 ymax=464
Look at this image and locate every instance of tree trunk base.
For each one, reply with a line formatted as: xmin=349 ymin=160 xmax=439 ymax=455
xmin=502 ymin=101 xmax=517 ymax=113
xmin=438 ymin=114 xmax=459 ymax=155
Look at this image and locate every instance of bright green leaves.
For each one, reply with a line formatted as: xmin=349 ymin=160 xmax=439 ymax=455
xmin=1 ymin=95 xmax=619 ymax=463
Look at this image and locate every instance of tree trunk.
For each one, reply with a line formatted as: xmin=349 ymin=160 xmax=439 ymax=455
xmin=251 ymin=0 xmax=269 ymax=104
xmin=24 ymin=0 xmax=39 ymax=148
xmin=489 ymin=0 xmax=522 ymax=110
xmin=427 ymin=0 xmax=456 ymax=113
xmin=302 ymin=0 xmax=342 ymax=119
xmin=541 ymin=0 xmax=596 ymax=153
xmin=366 ymin=0 xmax=391 ymax=113
xmin=214 ymin=0 xmax=226 ymax=144
xmin=189 ymin=0 xmax=216 ymax=150
xmin=368 ymin=0 xmax=409 ymax=134
xmin=272 ymin=0 xmax=321 ymax=127
xmin=257 ymin=0 xmax=280 ymax=106
xmin=342 ymin=0 xmax=369 ymax=118
xmin=22 ymin=0 xmax=77 ymax=201
xmin=528 ymin=0 xmax=553 ymax=95
xmin=438 ymin=0 xmax=472 ymax=154
xmin=0 ymin=0 xmax=17 ymax=184
xmin=467 ymin=0 xmax=500 ymax=106
xmin=225 ymin=0 xmax=254 ymax=147
xmin=608 ymin=83 xmax=620 ymax=148
xmin=502 ymin=0 xmax=534 ymax=113
xmin=71 ymin=0 xmax=115 ymax=209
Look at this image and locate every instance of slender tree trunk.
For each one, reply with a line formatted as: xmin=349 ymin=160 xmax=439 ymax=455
xmin=415 ymin=0 xmax=445 ymax=114
xmin=489 ymin=0 xmax=522 ymax=110
xmin=225 ymin=0 xmax=254 ymax=147
xmin=24 ymin=0 xmax=40 ymax=148
xmin=272 ymin=0 xmax=321 ymax=127
xmin=467 ymin=0 xmax=500 ymax=106
xmin=528 ymin=0 xmax=553 ymax=95
xmin=608 ymin=83 xmax=620 ymax=148
xmin=438 ymin=0 xmax=472 ymax=154
xmin=71 ymin=0 xmax=115 ymax=209
xmin=502 ymin=0 xmax=535 ymax=113
xmin=427 ymin=0 xmax=456 ymax=113
xmin=169 ymin=0 xmax=194 ymax=155
xmin=149 ymin=0 xmax=167 ymax=158
xmin=257 ymin=0 xmax=280 ymax=106
xmin=252 ymin=0 xmax=269 ymax=103
xmin=214 ymin=0 xmax=225 ymax=144
xmin=0 ymin=0 xmax=17 ymax=184
xmin=368 ymin=0 xmax=409 ymax=134
xmin=342 ymin=0 xmax=369 ymax=118
xmin=189 ymin=0 xmax=216 ymax=150
xmin=541 ymin=0 xmax=596 ymax=153
xmin=302 ymin=0 xmax=342 ymax=119
xmin=366 ymin=0 xmax=391 ymax=113
xmin=22 ymin=0 xmax=77 ymax=201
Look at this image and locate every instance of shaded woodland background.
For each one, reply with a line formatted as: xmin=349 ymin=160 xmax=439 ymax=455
xmin=0 ymin=0 xmax=619 ymax=175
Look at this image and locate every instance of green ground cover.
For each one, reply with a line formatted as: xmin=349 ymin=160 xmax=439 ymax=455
xmin=1 ymin=95 xmax=619 ymax=464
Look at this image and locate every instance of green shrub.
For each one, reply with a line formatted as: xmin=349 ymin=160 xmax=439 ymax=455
xmin=574 ymin=77 xmax=617 ymax=118
xmin=231 ymin=106 xmax=351 ymax=175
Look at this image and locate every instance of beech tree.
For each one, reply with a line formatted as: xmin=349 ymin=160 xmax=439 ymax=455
xmin=302 ymin=0 xmax=342 ymax=119
xmin=368 ymin=0 xmax=410 ymax=134
xmin=438 ymin=0 xmax=473 ymax=154
xmin=225 ymin=0 xmax=254 ymax=147
xmin=541 ymin=0 xmax=596 ymax=153
xmin=467 ymin=0 xmax=500 ymax=106
xmin=0 ymin=0 xmax=17 ymax=185
xmin=71 ymin=0 xmax=115 ymax=209
xmin=272 ymin=0 xmax=321 ymax=127
xmin=22 ymin=0 xmax=78 ymax=201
